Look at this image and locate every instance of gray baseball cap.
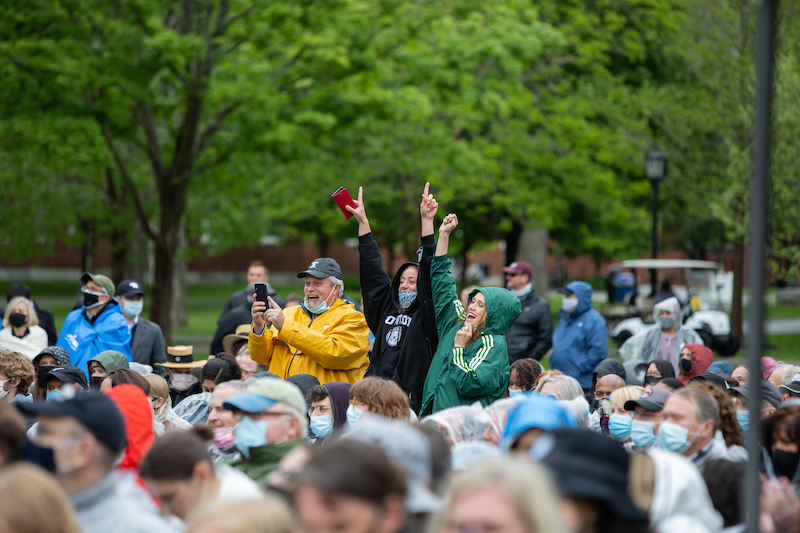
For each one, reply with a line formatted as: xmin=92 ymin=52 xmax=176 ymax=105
xmin=296 ymin=258 xmax=343 ymax=280
xmin=624 ymin=386 xmax=671 ymax=412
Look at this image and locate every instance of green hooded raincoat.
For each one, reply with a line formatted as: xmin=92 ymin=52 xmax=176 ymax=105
xmin=421 ymin=254 xmax=521 ymax=415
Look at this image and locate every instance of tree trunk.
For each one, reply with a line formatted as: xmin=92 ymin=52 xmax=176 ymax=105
xmin=518 ymin=226 xmax=550 ymax=301
xmin=731 ymin=235 xmax=745 ymax=341
xmin=504 ymin=219 xmax=523 ymax=266
xmin=171 ymin=223 xmax=188 ymax=329
xmin=80 ymin=219 xmax=96 ymax=274
xmin=125 ymin=220 xmax=148 ymax=285
xmin=110 ymin=227 xmax=128 ymax=286
xmin=150 ymin=207 xmax=181 ymax=346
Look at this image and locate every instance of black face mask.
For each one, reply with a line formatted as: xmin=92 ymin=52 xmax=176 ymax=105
xmin=83 ymin=292 xmax=100 ymax=308
xmin=680 ymin=358 xmax=693 ymax=374
xmin=90 ymin=375 xmax=105 ymax=391
xmin=644 ymin=375 xmax=661 ymax=386
xmin=36 ymin=366 xmax=55 ymax=381
xmin=9 ymin=313 xmax=27 ymax=328
xmin=18 ymin=440 xmax=57 ymax=473
xmin=772 ymin=450 xmax=800 ymax=480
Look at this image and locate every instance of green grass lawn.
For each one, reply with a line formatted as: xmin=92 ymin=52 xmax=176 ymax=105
xmin=6 ymin=280 xmax=800 ymax=363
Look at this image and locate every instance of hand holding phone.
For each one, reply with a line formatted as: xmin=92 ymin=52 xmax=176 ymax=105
xmin=331 ymin=187 xmax=358 ymax=220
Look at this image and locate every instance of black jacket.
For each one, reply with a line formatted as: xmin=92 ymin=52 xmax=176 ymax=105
xmin=210 ymin=305 xmax=252 ymax=355
xmin=131 ymin=317 xmax=167 ymax=377
xmin=34 ymin=301 xmax=58 ymax=346
xmin=504 ymin=288 xmax=553 ymax=363
xmin=360 ymin=233 xmax=437 ymax=413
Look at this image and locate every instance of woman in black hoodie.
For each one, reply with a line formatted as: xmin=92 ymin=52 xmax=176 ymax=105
xmin=346 ymin=183 xmax=439 ymax=414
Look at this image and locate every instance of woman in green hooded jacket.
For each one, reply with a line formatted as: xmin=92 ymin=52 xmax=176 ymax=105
xmin=421 ymin=214 xmax=521 ymax=415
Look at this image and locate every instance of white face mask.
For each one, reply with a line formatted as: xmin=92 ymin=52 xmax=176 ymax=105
xmin=0 ymin=378 xmax=13 ymax=400
xmin=561 ymin=297 xmax=578 ymax=313
xmin=170 ymin=373 xmax=197 ymax=391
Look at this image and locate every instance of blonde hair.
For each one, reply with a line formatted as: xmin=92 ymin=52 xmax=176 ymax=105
xmin=629 ymin=451 xmax=656 ymax=512
xmin=186 ymin=497 xmax=296 ymax=533
xmin=142 ymin=373 xmax=169 ymax=400
xmin=0 ymin=350 xmax=35 ymax=396
xmin=609 ymin=386 xmax=645 ymax=411
xmin=2 ymin=297 xmax=38 ymax=328
xmin=0 ymin=463 xmax=81 ymax=533
xmin=429 ymin=458 xmax=566 ymax=533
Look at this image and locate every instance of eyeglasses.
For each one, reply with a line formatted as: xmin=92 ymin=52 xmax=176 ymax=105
xmin=350 ymin=400 xmax=367 ymax=407
xmin=308 ymin=405 xmax=332 ymax=416
xmin=241 ymin=369 xmax=257 ymax=377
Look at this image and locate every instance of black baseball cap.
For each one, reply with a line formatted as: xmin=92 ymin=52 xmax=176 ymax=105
xmin=40 ymin=365 xmax=88 ymax=390
xmin=297 ymin=258 xmax=343 ymax=280
xmin=541 ymin=428 xmax=647 ymax=522
xmin=624 ymin=386 xmax=671 ymax=412
xmin=17 ymin=392 xmax=127 ymax=455
xmin=117 ymin=279 xmax=144 ymax=298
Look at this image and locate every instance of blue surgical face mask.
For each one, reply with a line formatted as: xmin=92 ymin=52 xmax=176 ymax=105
xmin=122 ymin=300 xmax=143 ymax=319
xmin=631 ymin=419 xmax=656 ymax=447
xmin=46 ymin=389 xmax=65 ymax=403
xmin=346 ymin=404 xmax=363 ymax=428
xmin=508 ymin=388 xmax=525 ymax=398
xmin=608 ymin=414 xmax=633 ymax=442
xmin=398 ymin=291 xmax=418 ymax=309
xmin=310 ymin=415 xmax=334 ymax=439
xmin=235 ymin=416 xmax=269 ymax=457
xmin=736 ymin=410 xmax=749 ymax=434
xmin=656 ymin=421 xmax=693 ymax=454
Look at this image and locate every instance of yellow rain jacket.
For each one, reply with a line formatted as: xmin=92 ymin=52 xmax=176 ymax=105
xmin=248 ymin=298 xmax=370 ymax=384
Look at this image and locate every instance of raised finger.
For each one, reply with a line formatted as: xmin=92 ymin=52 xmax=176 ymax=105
xmin=423 ymin=182 xmax=429 ymax=198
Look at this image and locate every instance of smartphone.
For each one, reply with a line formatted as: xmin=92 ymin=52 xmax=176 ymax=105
xmin=331 ymin=187 xmax=357 ymax=220
xmin=254 ymin=283 xmax=267 ymax=302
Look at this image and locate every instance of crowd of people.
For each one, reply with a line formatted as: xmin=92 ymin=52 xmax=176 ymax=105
xmin=0 ymin=183 xmax=798 ymax=532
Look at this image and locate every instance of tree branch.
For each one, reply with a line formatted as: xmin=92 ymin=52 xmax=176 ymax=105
xmin=195 ymin=102 xmax=239 ymax=154
xmin=99 ymin=126 xmax=158 ymax=241
xmin=176 ymin=146 xmax=235 ymax=184
xmin=136 ymin=104 xmax=166 ymax=182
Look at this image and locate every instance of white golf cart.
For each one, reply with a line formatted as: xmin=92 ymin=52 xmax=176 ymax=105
xmin=606 ymin=259 xmax=739 ymax=356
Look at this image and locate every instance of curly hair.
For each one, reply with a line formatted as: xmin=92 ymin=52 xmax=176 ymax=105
xmin=350 ymin=377 xmax=410 ymax=420
xmin=0 ymin=350 xmax=35 ymax=396
xmin=688 ymin=380 xmax=743 ymax=447
xmin=509 ymin=359 xmax=542 ymax=391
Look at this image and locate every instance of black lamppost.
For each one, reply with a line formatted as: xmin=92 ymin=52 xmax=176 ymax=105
xmin=645 ymin=149 xmax=667 ymax=296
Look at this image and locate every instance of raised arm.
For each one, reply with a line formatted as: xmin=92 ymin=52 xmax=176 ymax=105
xmin=420 ymin=182 xmax=438 ymax=238
xmin=435 ymin=213 xmax=458 ymax=257
xmin=345 ymin=186 xmax=371 ymax=236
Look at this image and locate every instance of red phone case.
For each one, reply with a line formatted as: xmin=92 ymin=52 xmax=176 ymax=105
xmin=331 ymin=187 xmax=357 ymax=220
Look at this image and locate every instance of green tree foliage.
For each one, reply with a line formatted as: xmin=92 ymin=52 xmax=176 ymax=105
xmin=1 ymin=0 xmax=697 ymax=338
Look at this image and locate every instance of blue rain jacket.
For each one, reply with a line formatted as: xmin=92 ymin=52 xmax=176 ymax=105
xmin=57 ymin=300 xmax=132 ymax=376
xmin=550 ymin=281 xmax=608 ymax=389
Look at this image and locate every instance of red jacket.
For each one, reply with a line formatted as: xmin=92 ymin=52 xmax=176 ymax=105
xmin=105 ymin=384 xmax=155 ymax=471
xmin=678 ymin=343 xmax=714 ymax=384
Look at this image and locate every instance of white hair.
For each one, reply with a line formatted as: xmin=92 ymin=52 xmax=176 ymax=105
xmin=281 ymin=403 xmax=308 ymax=437
xmin=535 ymin=375 xmax=583 ymax=401
xmin=214 ymin=380 xmax=247 ymax=394
xmin=775 ymin=363 xmax=800 ymax=386
xmin=328 ymin=276 xmax=344 ymax=298
xmin=560 ymin=396 xmax=590 ymax=427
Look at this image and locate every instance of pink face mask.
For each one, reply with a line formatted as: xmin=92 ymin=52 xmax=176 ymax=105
xmin=213 ymin=426 xmax=237 ymax=449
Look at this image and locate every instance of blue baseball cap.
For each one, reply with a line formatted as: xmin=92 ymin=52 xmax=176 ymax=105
xmin=502 ymin=394 xmax=577 ymax=450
